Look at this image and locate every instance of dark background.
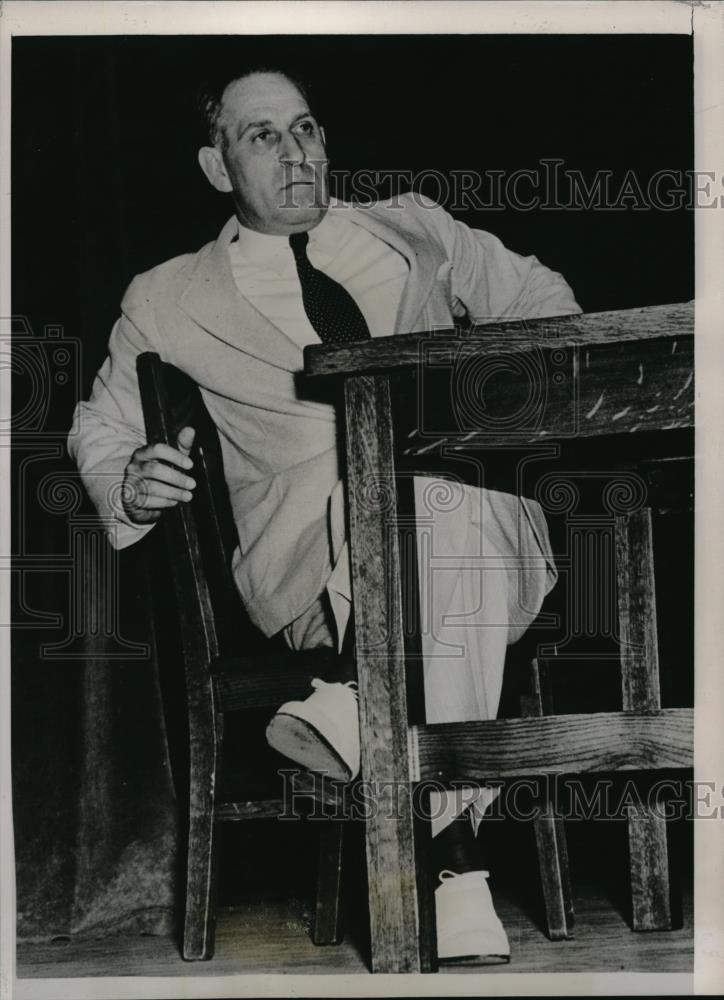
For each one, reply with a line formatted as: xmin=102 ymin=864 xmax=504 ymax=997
xmin=13 ymin=34 xmax=694 ymax=388
xmin=11 ymin=34 xmax=694 ymax=946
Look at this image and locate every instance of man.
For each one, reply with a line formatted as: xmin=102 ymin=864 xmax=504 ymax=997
xmin=69 ymin=65 xmax=580 ymax=963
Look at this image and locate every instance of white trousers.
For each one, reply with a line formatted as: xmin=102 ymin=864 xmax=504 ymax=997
xmin=284 ymin=477 xmax=557 ymax=837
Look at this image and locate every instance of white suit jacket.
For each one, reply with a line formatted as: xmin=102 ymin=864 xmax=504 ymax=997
xmin=69 ymin=195 xmax=580 ymax=635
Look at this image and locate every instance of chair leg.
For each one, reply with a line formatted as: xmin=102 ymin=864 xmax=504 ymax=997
xmin=344 ymin=375 xmax=435 ymax=974
xmin=182 ymin=697 xmax=220 ymax=961
xmin=313 ymin=821 xmax=345 ymax=945
xmin=532 ymin=812 xmax=575 ymax=940
xmin=183 ymin=806 xmax=218 ymax=960
xmin=523 ymin=658 xmax=575 ymax=941
xmin=627 ymin=800 xmax=672 ymax=929
xmin=412 ymin=784 xmax=439 ymax=970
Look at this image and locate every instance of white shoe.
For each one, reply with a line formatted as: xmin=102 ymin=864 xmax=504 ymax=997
xmin=435 ymin=869 xmax=510 ymax=964
xmin=265 ymin=678 xmax=360 ymax=781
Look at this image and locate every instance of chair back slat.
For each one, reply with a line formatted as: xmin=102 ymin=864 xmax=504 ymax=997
xmin=137 ymin=353 xmax=219 ymax=660
xmin=157 ymin=361 xmax=252 ymax=653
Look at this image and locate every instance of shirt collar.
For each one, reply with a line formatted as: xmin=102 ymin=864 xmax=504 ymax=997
xmin=232 ymin=209 xmax=340 ymax=276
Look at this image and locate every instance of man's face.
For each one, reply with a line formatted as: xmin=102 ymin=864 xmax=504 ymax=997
xmin=203 ymin=72 xmax=328 ymax=235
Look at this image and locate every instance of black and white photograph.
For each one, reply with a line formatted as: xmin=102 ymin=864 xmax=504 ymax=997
xmin=1 ymin=2 xmax=723 ymax=996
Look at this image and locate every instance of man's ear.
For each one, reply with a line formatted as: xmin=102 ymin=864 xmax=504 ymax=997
xmin=197 ymin=146 xmax=233 ymax=193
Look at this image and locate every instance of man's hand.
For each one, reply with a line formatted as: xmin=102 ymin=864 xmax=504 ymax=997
xmin=121 ymin=426 xmax=197 ymax=525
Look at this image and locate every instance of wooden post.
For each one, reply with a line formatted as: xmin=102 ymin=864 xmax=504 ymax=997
xmin=615 ymin=507 xmax=672 ymax=930
xmin=521 ymin=659 xmax=575 ymax=941
xmin=344 ymin=374 xmax=435 ymax=973
xmin=313 ymin=823 xmax=345 ymax=946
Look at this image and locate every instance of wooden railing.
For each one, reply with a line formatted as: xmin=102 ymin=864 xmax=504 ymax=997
xmin=305 ymin=301 xmax=694 ymax=444
xmin=303 ymin=302 xmax=694 ymax=974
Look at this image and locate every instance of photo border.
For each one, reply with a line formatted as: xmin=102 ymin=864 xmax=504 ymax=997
xmin=1 ymin=2 xmax=721 ymax=997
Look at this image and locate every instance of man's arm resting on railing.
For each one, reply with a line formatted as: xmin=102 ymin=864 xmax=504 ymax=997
xmin=411 ymin=193 xmax=582 ymax=322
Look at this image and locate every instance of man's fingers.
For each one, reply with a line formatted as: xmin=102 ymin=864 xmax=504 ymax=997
xmin=137 ymin=442 xmax=194 ymax=470
xmin=123 ymin=476 xmax=193 ymax=509
xmin=123 ymin=435 xmax=196 ymax=525
xmin=176 ymin=426 xmax=196 ymax=457
xmin=143 ymin=480 xmax=193 ymax=507
xmin=140 ymin=460 xmax=196 ymax=491
xmin=139 ymin=493 xmax=186 ymax=510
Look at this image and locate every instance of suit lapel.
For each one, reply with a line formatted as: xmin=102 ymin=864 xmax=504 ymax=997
xmin=178 ymin=202 xmax=440 ymax=367
xmin=339 ymin=201 xmax=439 ymax=334
xmin=177 ymin=216 xmax=303 ymax=371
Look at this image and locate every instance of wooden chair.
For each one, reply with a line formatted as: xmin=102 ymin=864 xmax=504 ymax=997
xmin=303 ymin=302 xmax=695 ymax=973
xmin=136 ymin=351 xmax=346 ymax=961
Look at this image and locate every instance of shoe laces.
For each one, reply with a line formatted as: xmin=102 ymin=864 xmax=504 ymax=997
xmin=311 ymin=677 xmax=358 ymax=700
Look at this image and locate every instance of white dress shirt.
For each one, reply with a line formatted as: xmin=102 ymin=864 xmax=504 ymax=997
xmin=227 ymin=208 xmax=411 ymax=650
xmin=227 ymin=208 xmax=410 ymax=348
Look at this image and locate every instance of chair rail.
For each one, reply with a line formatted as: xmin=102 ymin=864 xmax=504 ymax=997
xmin=411 ymin=707 xmax=693 ymax=782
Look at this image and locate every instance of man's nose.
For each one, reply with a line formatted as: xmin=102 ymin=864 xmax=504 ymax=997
xmin=278 ymin=132 xmax=305 ymax=165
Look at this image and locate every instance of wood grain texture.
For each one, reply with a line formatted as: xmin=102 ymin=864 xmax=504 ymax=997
xmin=305 ymin=301 xmax=693 ymax=376
xmin=533 ymin=816 xmax=575 ymax=942
xmin=305 ymin=304 xmax=694 ymax=455
xmin=344 ymin=374 xmax=432 ymax=974
xmin=627 ymin=802 xmax=672 ymax=931
xmin=399 ymin=333 xmax=693 ymax=452
xmin=522 ymin=660 xmax=575 ymax=941
xmin=413 ymin=709 xmax=693 ymax=782
xmin=616 ymin=509 xmax=662 ymax=714
xmin=615 ymin=508 xmax=672 ymax=930
xmin=215 ymin=798 xmax=288 ymax=821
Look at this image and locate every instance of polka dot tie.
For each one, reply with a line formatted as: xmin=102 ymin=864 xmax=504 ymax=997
xmin=289 ymin=231 xmax=371 ymax=344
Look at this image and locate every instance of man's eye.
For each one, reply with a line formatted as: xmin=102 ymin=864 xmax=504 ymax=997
xmin=295 ymin=120 xmax=315 ymax=135
xmin=252 ymin=130 xmax=272 ymax=144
